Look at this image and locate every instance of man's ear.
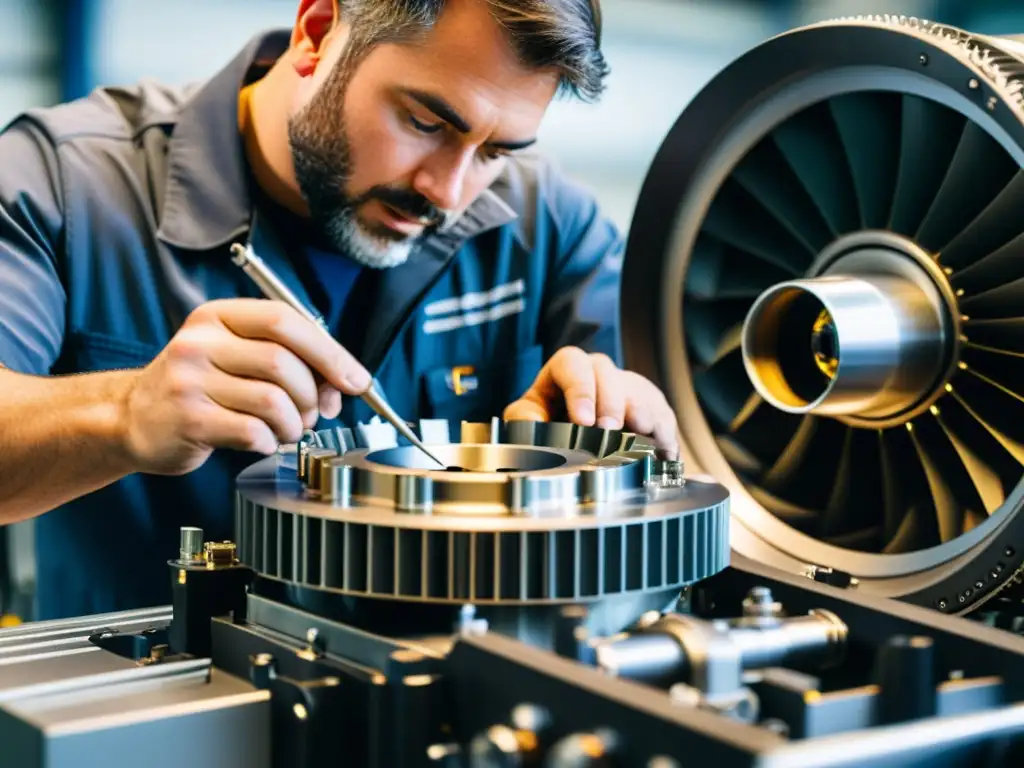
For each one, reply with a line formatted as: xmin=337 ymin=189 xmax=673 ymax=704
xmin=290 ymin=0 xmax=340 ymax=77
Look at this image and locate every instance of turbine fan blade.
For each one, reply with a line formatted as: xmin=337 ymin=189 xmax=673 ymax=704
xmin=828 ymin=90 xmax=902 ymax=229
xmin=748 ymin=485 xmax=820 ymax=536
xmin=949 ymin=231 xmax=1024 ymax=298
xmin=963 ymin=317 xmax=1024 ymax=355
xmin=820 ymin=427 xmax=884 ymax=550
xmin=728 ymin=393 xmax=803 ymax=468
xmin=878 ymin=430 xmax=905 ymax=545
xmin=685 ymin=298 xmax=752 ymax=367
xmin=909 ymin=413 xmax=988 ymax=541
xmin=962 ymin=344 xmax=1024 ymax=397
xmin=759 ymin=416 xmax=816 ymax=489
xmin=939 ymin=171 xmax=1024 ymax=270
xmin=882 ymin=506 xmax=930 ymax=555
xmin=701 ymin=178 xmax=811 ymax=274
xmin=950 ymin=370 xmax=1024 ymax=463
xmin=760 ymin=415 xmax=846 ymax=513
xmin=732 ymin=134 xmax=835 ymax=253
xmin=771 ymin=100 xmax=859 ymax=236
xmin=932 ymin=397 xmax=1008 ymax=514
xmin=959 ymin=275 xmax=1024 ymax=319
xmin=879 ymin=426 xmax=942 ymax=552
xmin=889 ymin=94 xmax=966 ymax=237
xmin=686 ymin=233 xmax=793 ymax=299
xmin=692 ymin=346 xmax=751 ymax=430
xmin=717 ymin=434 xmax=763 ymax=477
xmin=915 ymin=120 xmax=1018 ymax=253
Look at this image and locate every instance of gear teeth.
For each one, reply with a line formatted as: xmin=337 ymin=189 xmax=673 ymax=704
xmin=240 ymin=419 xmax=729 ymax=606
xmin=816 ymin=16 xmax=1024 ymax=115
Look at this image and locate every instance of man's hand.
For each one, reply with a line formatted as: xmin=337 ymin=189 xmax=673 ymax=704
xmin=503 ymin=347 xmax=679 ymax=458
xmin=121 ymin=298 xmax=372 ymax=476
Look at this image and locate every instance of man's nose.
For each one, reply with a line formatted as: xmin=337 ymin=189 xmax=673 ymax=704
xmin=412 ymin=148 xmax=475 ymax=212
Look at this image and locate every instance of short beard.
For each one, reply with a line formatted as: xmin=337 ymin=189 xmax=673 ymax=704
xmin=287 ymin=39 xmax=442 ymax=269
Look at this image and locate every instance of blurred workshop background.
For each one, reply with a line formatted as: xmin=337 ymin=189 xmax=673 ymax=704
xmin=2 ymin=0 xmax=1023 ymax=623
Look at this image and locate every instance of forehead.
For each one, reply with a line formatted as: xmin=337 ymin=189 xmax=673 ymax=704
xmin=355 ymin=1 xmax=559 ymax=133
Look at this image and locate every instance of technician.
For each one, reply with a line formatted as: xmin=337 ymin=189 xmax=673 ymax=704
xmin=0 ymin=0 xmax=678 ymax=620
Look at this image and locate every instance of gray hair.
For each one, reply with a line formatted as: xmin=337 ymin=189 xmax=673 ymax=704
xmin=337 ymin=0 xmax=609 ymax=102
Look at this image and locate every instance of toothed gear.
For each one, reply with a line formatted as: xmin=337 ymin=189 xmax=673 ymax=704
xmin=234 ymin=418 xmax=729 ymax=606
xmin=812 ymin=16 xmax=1024 ymax=110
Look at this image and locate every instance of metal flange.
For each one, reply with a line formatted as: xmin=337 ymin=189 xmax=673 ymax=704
xmin=234 ymin=418 xmax=730 ymax=607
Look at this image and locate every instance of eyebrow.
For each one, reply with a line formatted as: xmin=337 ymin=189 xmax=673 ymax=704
xmin=403 ymin=88 xmax=538 ymax=152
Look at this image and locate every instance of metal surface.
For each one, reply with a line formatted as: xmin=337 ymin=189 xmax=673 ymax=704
xmin=619 ymin=14 xmax=1024 ymax=611
xmin=593 ymin=588 xmax=848 ymax=699
xmin=0 ymin=648 xmax=270 ymax=768
xmin=448 ymin=560 xmax=1024 ymax=766
xmin=179 ymin=526 xmax=204 ymax=563
xmin=742 ymin=235 xmax=953 ymax=421
xmin=235 ymin=419 xmax=729 ymax=613
xmin=5 ymin=558 xmax=1024 ymax=766
xmin=0 ymin=605 xmax=171 ymax=666
xmin=230 ymin=242 xmax=445 ymax=468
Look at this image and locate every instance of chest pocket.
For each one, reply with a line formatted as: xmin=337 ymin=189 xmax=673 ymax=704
xmin=56 ymin=330 xmax=162 ymax=374
xmin=421 ymin=344 xmax=544 ymax=423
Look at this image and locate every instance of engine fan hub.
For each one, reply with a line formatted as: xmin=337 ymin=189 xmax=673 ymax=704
xmin=743 ymin=231 xmax=960 ymax=428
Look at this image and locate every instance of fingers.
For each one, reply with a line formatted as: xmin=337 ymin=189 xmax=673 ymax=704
xmin=591 ymin=353 xmax=627 ymax=430
xmin=318 ymin=382 xmax=342 ymax=421
xmin=190 ymin=405 xmax=280 ymax=456
xmin=512 ymin=347 xmax=597 ymax=424
xmin=201 ymin=299 xmax=371 ymax=395
xmin=204 ymin=334 xmax=323 ymax=428
xmin=504 ymin=349 xmax=676 ymax=458
xmin=623 ymin=374 xmax=679 ymax=459
xmin=503 ymin=397 xmax=548 ymax=422
xmin=203 ymin=368 xmax=306 ymax=445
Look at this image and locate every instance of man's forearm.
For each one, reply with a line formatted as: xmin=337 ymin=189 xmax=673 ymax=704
xmin=0 ymin=367 xmax=139 ymax=524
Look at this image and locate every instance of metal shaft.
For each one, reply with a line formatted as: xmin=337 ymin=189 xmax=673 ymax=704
xmin=595 ymin=609 xmax=847 ymax=688
xmin=230 ymin=243 xmax=444 ymax=468
xmin=741 ymin=274 xmax=946 ymax=418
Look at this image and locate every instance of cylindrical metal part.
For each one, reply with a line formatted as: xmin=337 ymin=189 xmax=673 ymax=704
xmin=741 ymin=274 xmax=946 ymax=418
xmin=320 ymin=458 xmax=352 ymax=502
xmin=305 ymin=448 xmax=338 ymax=492
xmin=874 ymin=634 xmax=937 ymax=724
xmin=179 ymin=526 xmax=204 ymax=562
xmin=726 ymin=609 xmax=848 ymax=670
xmin=594 ymin=633 xmax=689 ymax=686
xmin=594 ymin=609 xmax=847 ymax=687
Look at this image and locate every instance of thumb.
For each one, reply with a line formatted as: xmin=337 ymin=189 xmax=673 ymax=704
xmin=503 ymin=396 xmax=551 ymax=422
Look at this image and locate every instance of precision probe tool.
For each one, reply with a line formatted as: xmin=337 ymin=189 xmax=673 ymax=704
xmin=230 ymin=242 xmax=446 ymax=468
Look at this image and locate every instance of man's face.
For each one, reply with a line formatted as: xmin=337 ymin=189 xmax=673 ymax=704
xmin=287 ymin=0 xmax=559 ymax=268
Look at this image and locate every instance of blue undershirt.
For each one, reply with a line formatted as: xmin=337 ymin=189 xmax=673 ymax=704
xmin=303 ymin=245 xmax=363 ymax=335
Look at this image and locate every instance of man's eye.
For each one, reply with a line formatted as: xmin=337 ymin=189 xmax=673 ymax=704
xmin=409 ymin=115 xmax=443 ymax=134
